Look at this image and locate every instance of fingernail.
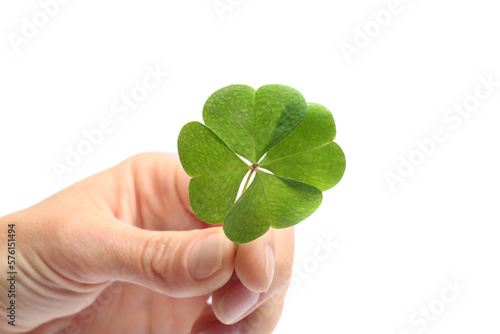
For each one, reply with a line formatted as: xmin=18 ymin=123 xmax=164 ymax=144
xmin=189 ymin=233 xmax=224 ymax=280
xmin=219 ymin=281 xmax=260 ymax=324
xmin=264 ymin=244 xmax=275 ymax=292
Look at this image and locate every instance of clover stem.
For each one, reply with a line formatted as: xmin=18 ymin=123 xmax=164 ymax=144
xmin=234 ymin=164 xmax=259 ymax=253
xmin=242 ymin=163 xmax=259 ymax=193
xmin=241 ymin=169 xmax=254 ymax=194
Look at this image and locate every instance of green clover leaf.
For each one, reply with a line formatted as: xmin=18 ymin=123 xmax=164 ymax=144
xmin=178 ymin=84 xmax=346 ymax=243
xmin=260 ymin=103 xmax=346 ymax=191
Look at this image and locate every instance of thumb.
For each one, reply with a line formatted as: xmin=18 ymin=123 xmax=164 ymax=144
xmin=86 ymin=223 xmax=236 ymax=298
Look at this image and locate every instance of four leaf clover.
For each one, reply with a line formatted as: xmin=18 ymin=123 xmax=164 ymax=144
xmin=178 ymin=84 xmax=345 ymax=243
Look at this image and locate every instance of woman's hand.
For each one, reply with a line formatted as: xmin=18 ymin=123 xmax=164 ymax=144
xmin=0 ymin=153 xmax=294 ymax=334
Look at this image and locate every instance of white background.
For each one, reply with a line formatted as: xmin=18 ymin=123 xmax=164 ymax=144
xmin=1 ymin=0 xmax=500 ymax=333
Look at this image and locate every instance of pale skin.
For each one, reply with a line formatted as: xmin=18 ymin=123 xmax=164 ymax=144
xmin=0 ymin=153 xmax=294 ymax=334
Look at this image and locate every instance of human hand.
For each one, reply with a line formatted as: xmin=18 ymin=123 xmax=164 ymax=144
xmin=0 ymin=153 xmax=294 ymax=333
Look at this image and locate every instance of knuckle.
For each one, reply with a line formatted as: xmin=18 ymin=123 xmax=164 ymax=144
xmin=140 ymin=233 xmax=181 ymax=292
